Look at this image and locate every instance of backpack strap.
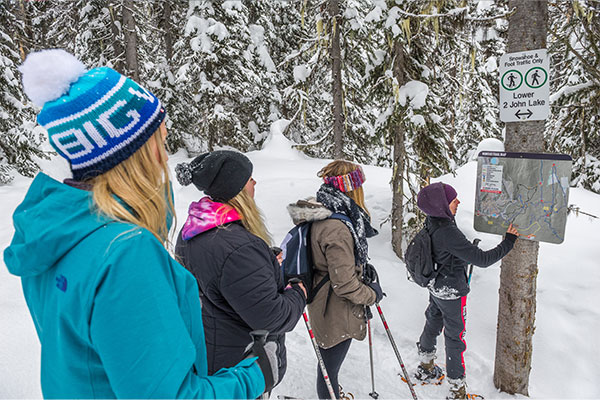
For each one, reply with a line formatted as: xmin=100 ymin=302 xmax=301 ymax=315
xmin=329 ymin=212 xmax=352 ymax=224
xmin=425 ymin=219 xmax=444 ymax=272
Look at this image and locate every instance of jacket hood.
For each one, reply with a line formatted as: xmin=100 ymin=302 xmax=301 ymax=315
xmin=4 ymin=173 xmax=111 ymax=277
xmin=417 ymin=182 xmax=454 ymax=219
xmin=287 ymin=197 xmax=333 ymax=225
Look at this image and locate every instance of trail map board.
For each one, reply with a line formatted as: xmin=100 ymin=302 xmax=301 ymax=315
xmin=474 ymin=151 xmax=572 ymax=244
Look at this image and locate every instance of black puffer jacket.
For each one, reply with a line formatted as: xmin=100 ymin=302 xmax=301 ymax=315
xmin=427 ymin=216 xmax=517 ymax=299
xmin=175 ymin=221 xmax=306 ymax=378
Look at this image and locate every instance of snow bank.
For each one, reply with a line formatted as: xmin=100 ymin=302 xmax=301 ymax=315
xmin=1 ymin=143 xmax=599 ymax=399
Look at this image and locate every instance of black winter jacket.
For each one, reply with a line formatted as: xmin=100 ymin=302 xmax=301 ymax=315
xmin=426 ymin=216 xmax=517 ymax=299
xmin=175 ymin=221 xmax=306 ymax=378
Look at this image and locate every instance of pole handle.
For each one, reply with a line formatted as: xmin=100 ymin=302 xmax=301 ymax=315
xmin=250 ymin=329 xmax=269 ymax=346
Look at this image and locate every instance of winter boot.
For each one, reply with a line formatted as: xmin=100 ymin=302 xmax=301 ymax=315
xmin=446 ymin=376 xmax=467 ymax=400
xmin=414 ymin=344 xmax=444 ymax=384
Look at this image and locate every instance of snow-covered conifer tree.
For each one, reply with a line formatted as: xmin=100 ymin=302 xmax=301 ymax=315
xmin=172 ymin=0 xmax=278 ymax=153
xmin=548 ymin=0 xmax=599 ymax=193
xmin=0 ymin=2 xmax=47 ymax=184
xmin=281 ymin=0 xmax=380 ymax=162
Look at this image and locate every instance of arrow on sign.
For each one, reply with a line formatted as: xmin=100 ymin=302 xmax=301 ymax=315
xmin=515 ymin=109 xmax=533 ymax=120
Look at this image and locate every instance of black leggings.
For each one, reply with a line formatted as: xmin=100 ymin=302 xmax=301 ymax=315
xmin=316 ymin=339 xmax=352 ymax=399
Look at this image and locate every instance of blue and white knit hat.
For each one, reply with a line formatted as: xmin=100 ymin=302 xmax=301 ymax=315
xmin=20 ymin=49 xmax=165 ymax=180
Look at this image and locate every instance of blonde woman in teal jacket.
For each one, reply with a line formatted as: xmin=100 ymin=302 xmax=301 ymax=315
xmin=4 ymin=50 xmax=273 ymax=398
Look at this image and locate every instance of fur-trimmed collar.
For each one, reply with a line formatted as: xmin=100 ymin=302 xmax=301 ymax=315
xmin=286 ymin=197 xmax=332 ymax=225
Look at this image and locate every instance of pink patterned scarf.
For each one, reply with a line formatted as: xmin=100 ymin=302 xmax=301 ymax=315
xmin=181 ymin=196 xmax=242 ymax=240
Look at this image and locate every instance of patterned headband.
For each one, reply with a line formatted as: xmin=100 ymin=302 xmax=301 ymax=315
xmin=323 ymin=166 xmax=366 ymax=192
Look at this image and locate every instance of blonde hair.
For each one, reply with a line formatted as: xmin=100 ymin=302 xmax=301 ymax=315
xmin=89 ymin=129 xmax=174 ymax=245
xmin=225 ymin=188 xmax=273 ymax=245
xmin=318 ymin=160 xmax=370 ymax=216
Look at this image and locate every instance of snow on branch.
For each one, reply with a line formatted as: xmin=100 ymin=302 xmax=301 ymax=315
xmin=393 ymin=6 xmax=515 ymax=22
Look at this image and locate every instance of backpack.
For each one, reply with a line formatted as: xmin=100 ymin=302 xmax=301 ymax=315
xmin=280 ymin=213 xmax=351 ymax=304
xmin=404 ymin=225 xmax=440 ymax=287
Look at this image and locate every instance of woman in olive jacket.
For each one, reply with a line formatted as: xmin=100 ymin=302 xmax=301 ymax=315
xmin=287 ymin=160 xmax=384 ymax=400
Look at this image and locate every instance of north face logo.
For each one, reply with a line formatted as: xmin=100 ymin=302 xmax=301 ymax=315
xmin=56 ymin=275 xmax=67 ymax=292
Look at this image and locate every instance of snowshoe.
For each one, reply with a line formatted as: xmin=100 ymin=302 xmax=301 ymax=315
xmin=339 ymin=385 xmax=354 ymax=400
xmin=415 ymin=363 xmax=444 ymax=383
xmin=400 ymin=370 xmax=445 ymax=386
xmin=445 ymin=377 xmax=484 ymax=399
xmin=401 ymin=361 xmax=445 ymax=385
xmin=445 ymin=390 xmax=485 ymax=400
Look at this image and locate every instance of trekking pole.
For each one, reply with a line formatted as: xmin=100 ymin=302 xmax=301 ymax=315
xmin=302 ymin=310 xmax=337 ymax=400
xmin=375 ymin=303 xmax=418 ymax=400
xmin=467 ymin=239 xmax=481 ymax=285
xmin=367 ymin=316 xmax=379 ymax=399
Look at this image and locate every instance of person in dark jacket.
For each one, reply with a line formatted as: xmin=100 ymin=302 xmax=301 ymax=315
xmin=414 ymin=182 xmax=519 ymax=399
xmin=174 ymin=150 xmax=307 ymax=386
xmin=287 ymin=160 xmax=384 ymax=400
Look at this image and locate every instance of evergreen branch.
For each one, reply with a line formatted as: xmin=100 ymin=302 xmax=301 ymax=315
xmin=549 ymin=26 xmax=600 ymax=83
xmin=292 ymin=128 xmax=332 ymax=148
xmin=580 ymin=18 xmax=600 ymax=67
xmin=393 ymin=7 xmax=515 ymax=22
xmin=277 ymin=40 xmax=321 ymax=68
xmin=465 ymin=7 xmax=516 ymax=22
xmin=395 ymin=7 xmax=467 ymax=19
xmin=568 ymin=205 xmax=599 ymax=219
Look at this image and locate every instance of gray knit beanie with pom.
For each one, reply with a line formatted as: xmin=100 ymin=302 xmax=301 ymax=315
xmin=175 ymin=150 xmax=253 ymax=202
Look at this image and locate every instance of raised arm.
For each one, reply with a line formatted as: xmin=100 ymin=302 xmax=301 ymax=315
xmin=442 ymin=225 xmax=518 ymax=268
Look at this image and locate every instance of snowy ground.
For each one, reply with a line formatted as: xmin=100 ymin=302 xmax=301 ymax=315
xmin=1 ymin=131 xmax=599 ymax=399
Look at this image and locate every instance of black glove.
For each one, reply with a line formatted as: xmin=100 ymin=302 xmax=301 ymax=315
xmin=243 ymin=330 xmax=279 ymax=393
xmin=365 ymin=305 xmax=373 ymax=320
xmin=368 ymin=281 xmax=384 ymax=304
xmin=287 ymin=277 xmax=307 ymax=302
xmin=363 ymin=263 xmax=379 ymax=284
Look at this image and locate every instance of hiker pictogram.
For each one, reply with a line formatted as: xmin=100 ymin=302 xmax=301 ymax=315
xmin=525 ymin=67 xmax=548 ymax=89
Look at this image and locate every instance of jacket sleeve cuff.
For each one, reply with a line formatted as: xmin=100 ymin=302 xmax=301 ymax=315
xmin=286 ymin=282 xmax=307 ymax=302
xmin=505 ymin=232 xmax=518 ymax=244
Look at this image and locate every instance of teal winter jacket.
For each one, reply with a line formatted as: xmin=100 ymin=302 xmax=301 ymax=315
xmin=4 ymin=173 xmax=264 ymax=399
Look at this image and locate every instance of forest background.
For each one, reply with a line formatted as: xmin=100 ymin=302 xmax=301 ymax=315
xmin=1 ymin=0 xmax=598 ymax=243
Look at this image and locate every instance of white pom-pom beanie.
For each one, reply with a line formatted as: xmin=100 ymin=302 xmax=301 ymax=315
xmin=20 ymin=49 xmax=165 ymax=180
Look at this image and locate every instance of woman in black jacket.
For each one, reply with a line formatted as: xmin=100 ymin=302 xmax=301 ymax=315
xmin=174 ymin=150 xmax=306 ymax=386
xmin=414 ymin=182 xmax=519 ymax=400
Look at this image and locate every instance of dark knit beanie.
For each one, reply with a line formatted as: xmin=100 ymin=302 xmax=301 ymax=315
xmin=175 ymin=150 xmax=253 ymax=202
xmin=443 ymin=183 xmax=457 ymax=204
xmin=417 ymin=182 xmax=455 ymax=219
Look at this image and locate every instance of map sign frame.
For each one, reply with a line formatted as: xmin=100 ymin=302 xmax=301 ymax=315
xmin=474 ymin=151 xmax=572 ymax=244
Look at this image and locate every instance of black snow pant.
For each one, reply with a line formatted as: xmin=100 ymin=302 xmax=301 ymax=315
xmin=316 ymin=339 xmax=352 ymax=399
xmin=418 ymin=294 xmax=467 ymax=380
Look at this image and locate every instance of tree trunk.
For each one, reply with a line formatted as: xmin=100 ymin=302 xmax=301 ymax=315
xmin=159 ymin=1 xmax=173 ymax=61
xmin=391 ymin=39 xmax=407 ymax=258
xmin=493 ymin=0 xmax=547 ymax=395
xmin=108 ymin=4 xmax=125 ymax=74
xmin=122 ymin=0 xmax=139 ymax=82
xmin=329 ymin=0 xmax=344 ymax=159
xmin=15 ymin=0 xmax=32 ymax=60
